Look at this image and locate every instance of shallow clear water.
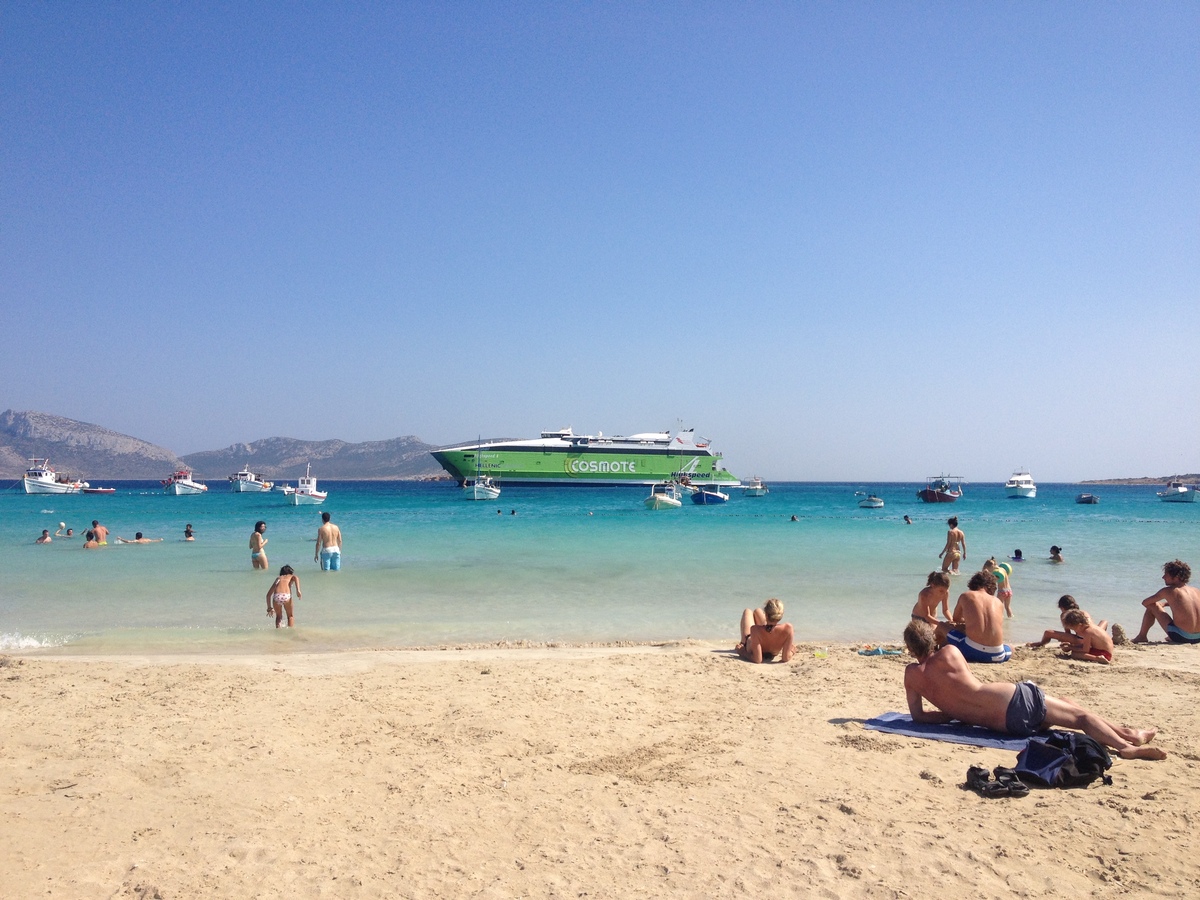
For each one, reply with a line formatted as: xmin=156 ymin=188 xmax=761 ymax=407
xmin=1 ymin=480 xmax=1195 ymax=654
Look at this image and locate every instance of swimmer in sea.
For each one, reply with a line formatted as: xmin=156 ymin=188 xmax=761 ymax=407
xmin=116 ymin=532 xmax=163 ymax=544
xmin=266 ymin=564 xmax=301 ymax=628
xmin=735 ymin=598 xmax=795 ymax=663
xmin=35 ymin=529 xmax=52 ymax=544
xmin=184 ymin=524 xmax=195 ymax=541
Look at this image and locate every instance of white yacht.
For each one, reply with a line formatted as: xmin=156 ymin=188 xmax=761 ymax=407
xmin=462 ymin=475 xmax=501 ymax=501
xmin=1158 ymin=480 xmax=1197 ymax=503
xmin=23 ymin=459 xmax=87 ymax=494
xmin=229 ymin=468 xmax=273 ymax=492
xmin=1004 ymin=471 xmax=1037 ymax=499
xmin=856 ymin=491 xmax=884 ymax=509
xmin=162 ymin=469 xmax=208 ymax=495
xmin=289 ymin=464 xmax=328 ymax=505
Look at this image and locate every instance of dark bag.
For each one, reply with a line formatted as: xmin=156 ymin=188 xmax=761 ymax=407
xmin=1014 ymin=730 xmax=1113 ymax=788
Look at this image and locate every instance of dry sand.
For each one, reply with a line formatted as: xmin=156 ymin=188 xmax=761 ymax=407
xmin=2 ymin=641 xmax=1199 ymax=899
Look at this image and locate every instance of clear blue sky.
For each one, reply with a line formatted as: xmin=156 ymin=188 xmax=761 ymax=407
xmin=2 ymin=2 xmax=1196 ymax=480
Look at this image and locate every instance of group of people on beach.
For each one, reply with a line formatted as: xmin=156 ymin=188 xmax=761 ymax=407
xmin=733 ymin=556 xmax=1199 ymax=762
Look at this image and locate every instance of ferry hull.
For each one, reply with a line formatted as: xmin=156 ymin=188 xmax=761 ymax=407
xmin=431 ymin=445 xmax=739 ymax=488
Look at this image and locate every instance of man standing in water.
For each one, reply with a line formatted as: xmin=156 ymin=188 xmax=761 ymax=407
xmin=939 ymin=516 xmax=966 ymax=575
xmin=249 ymin=521 xmax=268 ymax=570
xmin=315 ymin=511 xmax=342 ymax=571
xmin=91 ymin=519 xmax=109 ymax=546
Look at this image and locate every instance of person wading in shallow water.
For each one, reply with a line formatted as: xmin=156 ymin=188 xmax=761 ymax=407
xmin=249 ymin=521 xmax=268 ymax=570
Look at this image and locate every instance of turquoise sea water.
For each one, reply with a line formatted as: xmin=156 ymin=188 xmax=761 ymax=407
xmin=1 ymin=481 xmax=1196 ymax=654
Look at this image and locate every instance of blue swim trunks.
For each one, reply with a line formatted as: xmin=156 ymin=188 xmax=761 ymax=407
xmin=1005 ymin=681 xmax=1047 ymax=737
xmin=946 ymin=629 xmax=1012 ymax=663
xmin=319 ymin=547 xmax=341 ymax=571
xmin=1167 ymin=623 xmax=1200 ymax=644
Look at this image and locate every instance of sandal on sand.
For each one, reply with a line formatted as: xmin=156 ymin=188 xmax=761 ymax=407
xmin=966 ymin=765 xmax=1007 ymax=797
xmin=993 ymin=767 xmax=1031 ymax=798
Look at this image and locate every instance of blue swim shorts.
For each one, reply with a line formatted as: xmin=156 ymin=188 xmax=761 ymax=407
xmin=946 ymin=629 xmax=1012 ymax=663
xmin=319 ymin=547 xmax=341 ymax=571
xmin=1167 ymin=623 xmax=1200 ymax=644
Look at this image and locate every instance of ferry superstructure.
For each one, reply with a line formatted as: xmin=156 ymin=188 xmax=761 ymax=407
xmin=431 ymin=428 xmax=739 ymax=487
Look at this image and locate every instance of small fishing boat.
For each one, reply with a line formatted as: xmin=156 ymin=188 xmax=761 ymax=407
xmin=856 ymin=491 xmax=884 ymax=509
xmin=463 ymin=475 xmax=501 ymax=501
xmin=22 ymin=459 xmax=87 ymax=494
xmin=691 ymin=486 xmax=729 ymax=505
xmin=82 ymin=486 xmax=116 ymax=494
xmin=162 ymin=469 xmax=208 ymax=495
xmin=229 ymin=468 xmax=273 ymax=492
xmin=644 ymin=481 xmax=683 ymax=509
xmin=289 ymin=464 xmax=328 ymax=505
xmin=917 ymin=475 xmax=963 ymax=503
xmin=1158 ymin=480 xmax=1198 ymax=503
xmin=462 ymin=438 xmax=501 ymax=500
xmin=742 ymin=477 xmax=769 ymax=497
xmin=1075 ymin=493 xmax=1099 ymax=505
xmin=1005 ymin=470 xmax=1037 ymax=499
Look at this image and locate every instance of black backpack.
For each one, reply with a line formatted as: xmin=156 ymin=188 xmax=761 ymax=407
xmin=1014 ymin=730 xmax=1113 ymax=788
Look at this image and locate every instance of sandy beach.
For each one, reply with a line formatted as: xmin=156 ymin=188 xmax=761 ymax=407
xmin=3 ymin=641 xmax=1200 ymax=899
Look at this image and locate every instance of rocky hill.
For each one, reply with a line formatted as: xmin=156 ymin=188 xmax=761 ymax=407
xmin=182 ymin=436 xmax=445 ymax=480
xmin=0 ymin=409 xmax=448 ymax=480
xmin=0 ymin=409 xmax=186 ymax=480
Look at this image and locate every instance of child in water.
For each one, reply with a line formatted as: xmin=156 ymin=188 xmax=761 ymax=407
xmin=266 ymin=565 xmax=302 ymax=628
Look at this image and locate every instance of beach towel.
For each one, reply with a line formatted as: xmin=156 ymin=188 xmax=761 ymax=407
xmin=862 ymin=712 xmax=1029 ymax=751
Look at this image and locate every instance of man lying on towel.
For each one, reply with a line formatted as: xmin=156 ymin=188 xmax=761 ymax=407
xmin=903 ymin=620 xmax=1165 ymax=760
xmin=934 ymin=569 xmax=1011 ymax=663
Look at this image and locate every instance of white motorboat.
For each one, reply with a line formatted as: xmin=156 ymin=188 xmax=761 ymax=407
xmin=1158 ymin=480 xmax=1198 ymax=503
xmin=644 ymin=481 xmax=683 ymax=509
xmin=742 ymin=477 xmax=769 ymax=497
xmin=229 ymin=468 xmax=273 ymax=492
xmin=289 ymin=464 xmax=327 ymax=505
xmin=856 ymin=491 xmax=884 ymax=509
xmin=161 ymin=469 xmax=208 ymax=495
xmin=23 ymin=459 xmax=87 ymax=494
xmin=1004 ymin=471 xmax=1037 ymax=499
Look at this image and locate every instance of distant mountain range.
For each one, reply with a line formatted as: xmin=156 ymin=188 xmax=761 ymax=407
xmin=0 ymin=410 xmax=448 ymax=481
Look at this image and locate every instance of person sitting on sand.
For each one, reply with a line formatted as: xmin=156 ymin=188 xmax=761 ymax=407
xmin=1050 ymin=545 xmax=1064 ymax=563
xmin=1061 ymin=610 xmax=1115 ymax=664
xmin=912 ymin=572 xmax=951 ymax=627
xmin=936 ymin=570 xmax=1011 ymax=663
xmin=735 ymin=598 xmax=795 ymax=663
xmin=115 ymin=532 xmax=163 ymax=544
xmin=266 ymin=565 xmax=301 ymax=628
xmin=82 ymin=530 xmax=100 ymax=549
xmin=35 ymin=529 xmax=52 ymax=544
xmin=902 ymin=620 xmax=1165 ymax=760
xmin=1028 ymin=595 xmax=1109 ymax=650
xmin=1133 ymin=559 xmax=1200 ymax=644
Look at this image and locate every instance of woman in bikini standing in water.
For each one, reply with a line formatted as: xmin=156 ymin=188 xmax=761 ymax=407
xmin=735 ymin=598 xmax=795 ymax=663
xmin=266 ymin=565 xmax=302 ymax=628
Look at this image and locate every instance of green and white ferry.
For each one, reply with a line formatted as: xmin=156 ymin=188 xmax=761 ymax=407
xmin=431 ymin=428 xmax=740 ymax=487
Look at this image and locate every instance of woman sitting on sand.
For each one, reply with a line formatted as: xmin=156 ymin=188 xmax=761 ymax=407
xmin=735 ymin=598 xmax=795 ymax=664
